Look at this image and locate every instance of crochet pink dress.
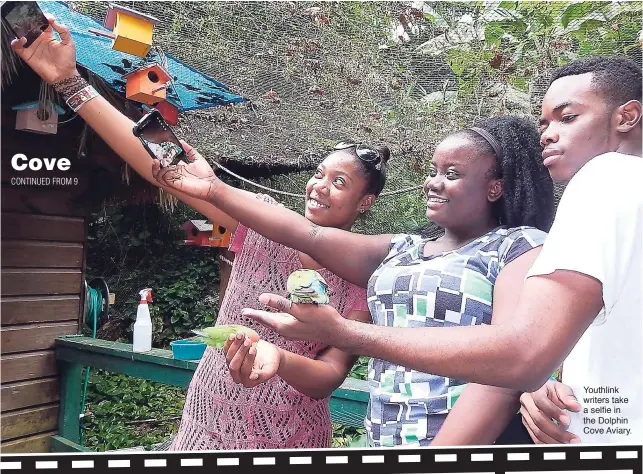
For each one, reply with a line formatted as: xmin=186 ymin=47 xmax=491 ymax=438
xmin=170 ymin=217 xmax=368 ymax=451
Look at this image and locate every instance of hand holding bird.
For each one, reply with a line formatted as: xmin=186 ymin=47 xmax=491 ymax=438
xmin=286 ymin=269 xmax=331 ymax=305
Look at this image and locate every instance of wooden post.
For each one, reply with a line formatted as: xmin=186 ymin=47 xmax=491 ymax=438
xmin=56 ymin=360 xmax=82 ymax=445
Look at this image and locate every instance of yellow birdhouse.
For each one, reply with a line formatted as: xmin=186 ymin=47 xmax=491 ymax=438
xmin=123 ymin=64 xmax=171 ymax=105
xmin=104 ymin=4 xmax=160 ymax=57
xmin=209 ymin=224 xmax=231 ymax=248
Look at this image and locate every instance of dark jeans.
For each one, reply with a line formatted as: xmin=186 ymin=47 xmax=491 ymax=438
xmin=495 ymin=413 xmax=535 ymax=445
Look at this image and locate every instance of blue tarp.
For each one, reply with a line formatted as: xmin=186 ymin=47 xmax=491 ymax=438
xmin=38 ymin=1 xmax=246 ymax=111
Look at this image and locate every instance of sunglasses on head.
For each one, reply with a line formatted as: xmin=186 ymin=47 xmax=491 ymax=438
xmin=333 ymin=141 xmax=382 ymax=168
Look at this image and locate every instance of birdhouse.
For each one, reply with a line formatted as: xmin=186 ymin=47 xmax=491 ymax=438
xmin=123 ymin=64 xmax=171 ymax=105
xmin=155 ymin=101 xmax=179 ymax=126
xmin=104 ymin=4 xmax=160 ymax=57
xmin=209 ymin=224 xmax=231 ymax=248
xmin=181 ymin=220 xmax=231 ymax=248
xmin=12 ymin=101 xmax=66 ymax=135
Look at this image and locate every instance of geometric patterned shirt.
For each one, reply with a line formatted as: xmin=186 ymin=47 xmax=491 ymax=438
xmin=364 ymin=226 xmax=547 ymax=447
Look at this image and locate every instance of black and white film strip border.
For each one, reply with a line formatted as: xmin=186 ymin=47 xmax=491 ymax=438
xmin=1 ymin=446 xmax=641 ymax=473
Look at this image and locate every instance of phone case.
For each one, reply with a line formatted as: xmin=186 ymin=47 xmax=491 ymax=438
xmin=132 ymin=110 xmax=185 ymax=168
xmin=1 ymin=2 xmax=49 ymax=48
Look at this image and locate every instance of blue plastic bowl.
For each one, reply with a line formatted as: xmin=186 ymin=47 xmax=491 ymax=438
xmin=171 ymin=339 xmax=207 ymax=360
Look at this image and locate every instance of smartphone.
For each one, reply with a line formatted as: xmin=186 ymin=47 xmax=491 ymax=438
xmin=133 ymin=109 xmax=187 ymax=168
xmin=1 ymin=1 xmax=50 ymax=48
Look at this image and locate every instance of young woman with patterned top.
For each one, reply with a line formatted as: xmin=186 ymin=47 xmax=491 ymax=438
xmin=153 ymin=115 xmax=555 ymax=447
xmin=10 ymin=15 xmax=389 ymax=450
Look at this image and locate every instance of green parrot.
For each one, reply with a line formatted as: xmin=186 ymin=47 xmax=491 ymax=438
xmin=286 ymin=269 xmax=331 ymax=305
xmin=191 ymin=325 xmax=259 ymax=348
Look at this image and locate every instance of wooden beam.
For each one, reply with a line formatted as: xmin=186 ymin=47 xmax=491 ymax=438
xmin=1 ymin=295 xmax=80 ymax=325
xmin=1 ymin=404 xmax=59 ymax=441
xmin=2 ymin=322 xmax=79 ymax=354
xmin=1 ymin=378 xmax=60 ymax=412
xmin=1 ymin=187 xmax=87 ymax=217
xmin=2 ymin=241 xmax=84 ymax=268
xmin=0 ymin=430 xmax=56 ymax=453
xmin=57 ymin=361 xmax=82 ymax=445
xmin=50 ymin=435 xmax=92 ymax=453
xmin=56 ymin=336 xmax=198 ymax=388
xmin=54 ymin=336 xmax=369 ymax=396
xmin=1 ymin=268 xmax=82 ymax=296
xmin=51 ymin=335 xmax=369 ymax=455
xmin=1 ymin=213 xmax=85 ymax=242
xmin=1 ymin=351 xmax=57 ymax=383
xmin=328 ymin=376 xmax=370 ymax=428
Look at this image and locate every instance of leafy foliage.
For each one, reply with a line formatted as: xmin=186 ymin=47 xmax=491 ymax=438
xmin=349 ymin=356 xmax=369 ymax=381
xmin=332 ymin=423 xmax=367 ymax=448
xmin=86 ymin=202 xmax=221 ymax=347
xmin=83 ymin=365 xmax=370 ymax=451
xmin=82 ymin=370 xmax=186 ymax=451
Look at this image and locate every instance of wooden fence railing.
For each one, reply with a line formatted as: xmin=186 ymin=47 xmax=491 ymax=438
xmin=52 ymin=335 xmax=369 ymax=452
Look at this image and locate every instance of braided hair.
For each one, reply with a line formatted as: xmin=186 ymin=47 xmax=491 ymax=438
xmin=453 ymin=116 xmax=555 ymax=232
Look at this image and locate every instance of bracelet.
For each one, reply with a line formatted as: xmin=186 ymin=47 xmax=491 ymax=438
xmin=66 ymin=86 xmax=99 ymax=112
xmin=53 ymin=74 xmax=88 ymax=101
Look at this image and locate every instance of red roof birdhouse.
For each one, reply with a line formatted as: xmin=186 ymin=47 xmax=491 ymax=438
xmin=104 ymin=4 xmax=160 ymax=57
xmin=155 ymin=100 xmax=179 ymax=126
xmin=12 ymin=101 xmax=66 ymax=135
xmin=123 ymin=64 xmax=171 ymax=105
xmin=209 ymin=224 xmax=231 ymax=248
xmin=181 ymin=220 xmax=213 ymax=246
xmin=181 ymin=220 xmax=231 ymax=248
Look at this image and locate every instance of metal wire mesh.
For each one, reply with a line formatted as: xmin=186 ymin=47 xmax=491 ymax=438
xmin=70 ymin=2 xmax=641 ymax=231
xmin=75 ymin=2 xmax=640 ymax=312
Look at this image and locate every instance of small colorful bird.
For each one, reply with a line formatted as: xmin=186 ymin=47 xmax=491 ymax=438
xmin=192 ymin=325 xmax=259 ymax=348
xmin=286 ymin=269 xmax=331 ymax=305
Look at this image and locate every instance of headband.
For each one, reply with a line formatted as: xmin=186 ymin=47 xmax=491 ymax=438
xmin=469 ymin=127 xmax=503 ymax=160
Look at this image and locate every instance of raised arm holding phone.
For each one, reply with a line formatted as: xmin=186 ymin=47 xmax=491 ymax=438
xmin=9 ymin=13 xmax=241 ymax=232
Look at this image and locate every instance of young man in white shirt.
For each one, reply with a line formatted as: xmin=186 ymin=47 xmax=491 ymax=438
xmin=518 ymin=55 xmax=642 ymax=444
xmin=239 ymin=55 xmax=642 ymax=445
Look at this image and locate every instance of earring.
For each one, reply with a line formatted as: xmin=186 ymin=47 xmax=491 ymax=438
xmin=360 ymin=209 xmax=366 ymax=214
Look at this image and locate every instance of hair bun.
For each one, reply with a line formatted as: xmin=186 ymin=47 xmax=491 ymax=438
xmin=376 ymin=145 xmax=391 ymax=164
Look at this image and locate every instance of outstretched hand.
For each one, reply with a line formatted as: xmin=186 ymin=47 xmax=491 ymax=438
xmin=241 ymin=294 xmax=346 ymax=346
xmin=10 ymin=14 xmax=78 ymax=84
xmin=152 ymin=141 xmax=221 ymax=201
xmin=520 ymin=380 xmax=582 ymax=444
xmin=223 ymin=332 xmax=281 ymax=388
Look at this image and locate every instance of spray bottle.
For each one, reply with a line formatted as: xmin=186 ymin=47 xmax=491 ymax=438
xmin=133 ymin=288 xmax=153 ymax=353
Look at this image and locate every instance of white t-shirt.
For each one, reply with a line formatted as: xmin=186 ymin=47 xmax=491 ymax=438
xmin=526 ymin=152 xmax=643 ymax=444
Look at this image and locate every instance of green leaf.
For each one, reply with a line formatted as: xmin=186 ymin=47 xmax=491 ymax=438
xmin=484 ymin=24 xmax=505 ymax=46
xmin=508 ymin=75 xmax=527 ymax=91
xmin=423 ymin=13 xmax=437 ymax=24
xmin=571 ymin=19 xmax=607 ymax=40
xmin=561 ymin=2 xmax=598 ymax=28
xmin=510 ymin=42 xmax=525 ymax=64
xmin=499 ymin=0 xmax=517 ymax=9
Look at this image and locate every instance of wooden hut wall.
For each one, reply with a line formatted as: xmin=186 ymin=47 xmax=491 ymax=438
xmin=1 ymin=108 xmax=88 ymax=453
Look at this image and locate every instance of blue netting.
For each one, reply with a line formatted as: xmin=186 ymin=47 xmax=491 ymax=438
xmin=38 ymin=1 xmax=246 ymax=111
